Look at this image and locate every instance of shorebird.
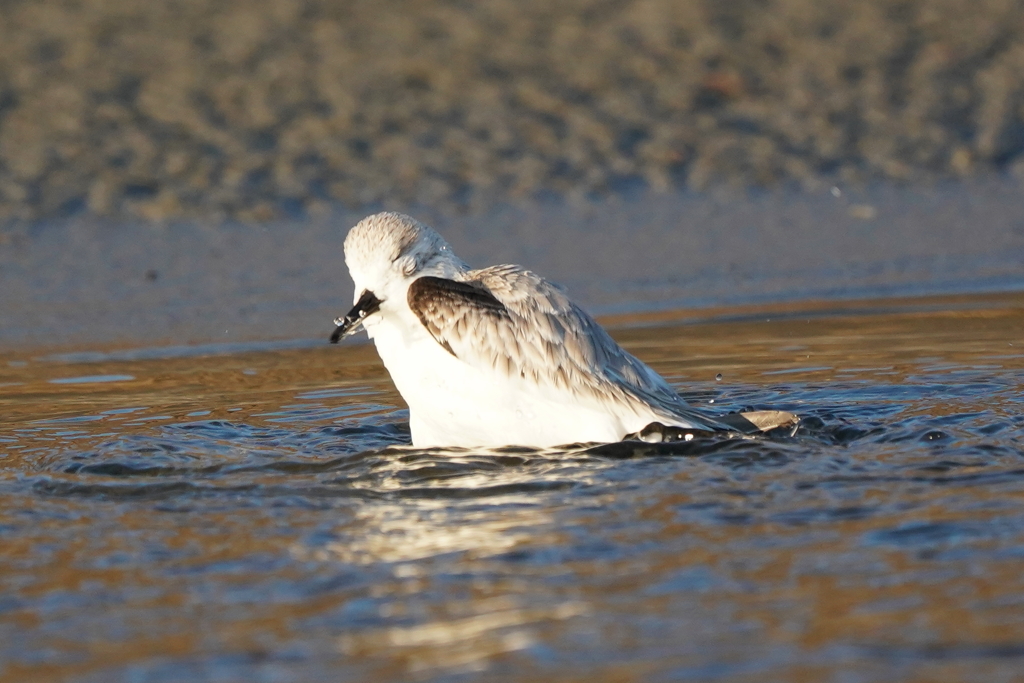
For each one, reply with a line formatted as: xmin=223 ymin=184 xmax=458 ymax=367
xmin=330 ymin=212 xmax=795 ymax=448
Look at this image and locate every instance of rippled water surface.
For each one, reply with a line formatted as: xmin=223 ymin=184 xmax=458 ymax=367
xmin=2 ymin=293 xmax=1024 ymax=682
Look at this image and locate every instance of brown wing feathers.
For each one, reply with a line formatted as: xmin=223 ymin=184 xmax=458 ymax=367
xmin=407 ymin=276 xmax=509 ymax=358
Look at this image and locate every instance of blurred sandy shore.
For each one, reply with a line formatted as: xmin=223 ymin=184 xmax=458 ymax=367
xmin=2 ymin=0 xmax=1024 ymax=223
xmin=2 ymin=179 xmax=1023 ymax=351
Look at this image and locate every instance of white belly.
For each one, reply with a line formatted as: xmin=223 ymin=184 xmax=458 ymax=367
xmin=364 ymin=312 xmax=648 ymax=448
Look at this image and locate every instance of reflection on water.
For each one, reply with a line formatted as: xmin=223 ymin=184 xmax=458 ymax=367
xmin=2 ymin=293 xmax=1024 ymax=682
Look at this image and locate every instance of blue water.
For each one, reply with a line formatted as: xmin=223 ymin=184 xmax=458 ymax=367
xmin=2 ymin=297 xmax=1024 ymax=682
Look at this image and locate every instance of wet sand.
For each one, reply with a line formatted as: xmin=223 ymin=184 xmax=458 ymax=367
xmin=2 ymin=178 xmax=1023 ymax=352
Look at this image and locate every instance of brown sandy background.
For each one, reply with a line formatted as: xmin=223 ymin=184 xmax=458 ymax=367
xmin=2 ymin=0 xmax=1024 ymax=352
xmin=2 ymin=0 xmax=1024 ymax=224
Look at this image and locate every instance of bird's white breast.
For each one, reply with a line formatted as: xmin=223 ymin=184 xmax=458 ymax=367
xmin=364 ymin=305 xmax=642 ymax=448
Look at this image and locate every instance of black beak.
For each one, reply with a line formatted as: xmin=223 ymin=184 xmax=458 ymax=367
xmin=329 ymin=290 xmax=382 ymax=343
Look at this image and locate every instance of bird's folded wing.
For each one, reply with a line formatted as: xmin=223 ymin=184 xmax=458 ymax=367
xmin=406 ymin=276 xmax=509 ymax=358
xmin=406 ymin=268 xmax=725 ymax=430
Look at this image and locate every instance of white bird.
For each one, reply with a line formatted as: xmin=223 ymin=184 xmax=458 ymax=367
xmin=330 ymin=212 xmax=795 ymax=448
